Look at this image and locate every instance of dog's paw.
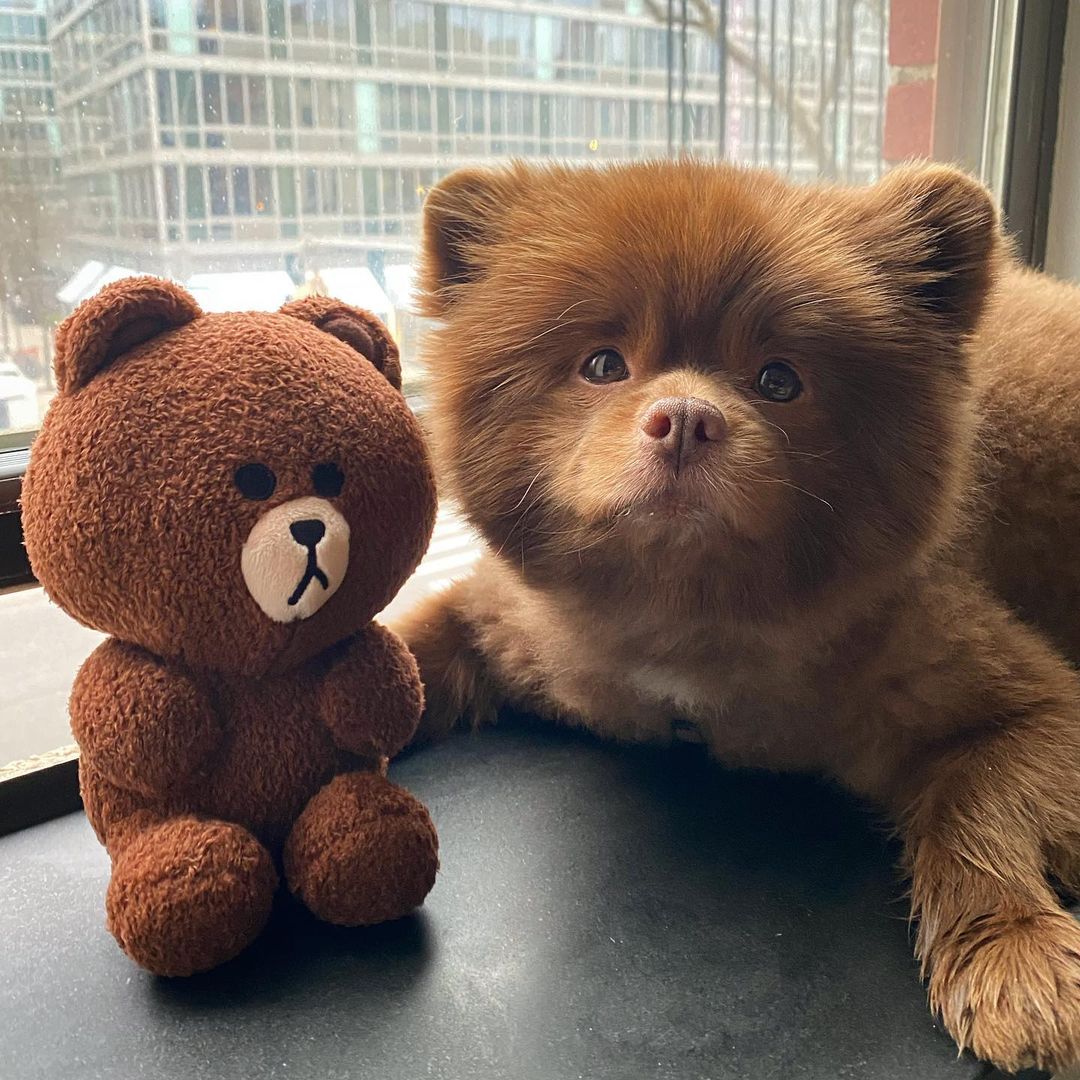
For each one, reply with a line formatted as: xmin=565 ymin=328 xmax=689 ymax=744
xmin=929 ymin=909 xmax=1080 ymax=1072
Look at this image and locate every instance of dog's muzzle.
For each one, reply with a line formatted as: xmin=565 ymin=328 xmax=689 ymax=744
xmin=241 ymin=496 xmax=349 ymax=623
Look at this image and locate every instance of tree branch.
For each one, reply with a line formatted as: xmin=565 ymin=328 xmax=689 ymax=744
xmin=643 ymin=0 xmax=863 ymax=176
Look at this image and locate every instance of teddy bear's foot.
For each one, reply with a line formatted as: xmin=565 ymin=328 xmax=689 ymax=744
xmin=106 ymin=816 xmax=278 ymax=977
xmin=284 ymin=771 xmax=438 ymax=926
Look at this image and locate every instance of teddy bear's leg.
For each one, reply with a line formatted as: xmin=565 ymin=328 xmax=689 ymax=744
xmin=106 ymin=815 xmax=278 ymax=977
xmin=283 ymin=772 xmax=438 ymax=925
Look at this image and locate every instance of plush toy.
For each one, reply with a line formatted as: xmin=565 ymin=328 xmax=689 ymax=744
xmin=21 ymin=277 xmax=440 ymax=976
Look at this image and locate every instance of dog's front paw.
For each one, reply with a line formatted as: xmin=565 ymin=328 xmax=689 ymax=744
xmin=390 ymin=579 xmax=501 ymax=746
xmin=929 ymin=908 xmax=1080 ymax=1072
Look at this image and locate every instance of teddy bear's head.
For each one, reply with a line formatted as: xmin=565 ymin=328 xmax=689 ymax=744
xmin=22 ymin=277 xmax=436 ymax=676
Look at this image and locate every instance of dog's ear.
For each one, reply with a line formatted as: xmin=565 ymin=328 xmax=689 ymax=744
xmin=861 ymin=164 xmax=1002 ymax=336
xmin=279 ymin=296 xmax=402 ymax=390
xmin=54 ymin=277 xmax=201 ymax=394
xmin=419 ymin=166 xmax=529 ymax=317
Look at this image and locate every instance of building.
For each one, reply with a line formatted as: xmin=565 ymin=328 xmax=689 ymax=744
xmin=0 ymin=0 xmax=55 ymax=189
xmin=35 ymin=0 xmax=887 ymax=383
xmin=46 ymin=2 xmax=887 ymax=270
xmin=0 ymin=0 xmax=61 ymax=366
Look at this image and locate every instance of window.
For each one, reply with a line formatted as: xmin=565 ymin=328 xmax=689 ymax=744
xmin=233 ymin=165 xmax=252 ymax=214
xmin=208 ymin=165 xmax=229 ymax=215
xmin=221 ymin=0 xmax=240 ymax=33
xmin=254 ymin=165 xmax=274 ymax=213
xmin=272 ymin=76 xmax=292 ymax=129
xmin=296 ymin=77 xmax=314 ymax=127
xmin=248 ymin=75 xmax=268 ymax=124
xmin=0 ymin=0 xmax=1068 ymax=799
xmin=226 ymin=75 xmax=245 ymax=124
xmin=202 ymin=72 xmax=222 ymax=125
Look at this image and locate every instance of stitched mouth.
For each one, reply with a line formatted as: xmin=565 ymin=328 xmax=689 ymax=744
xmin=287 ymin=546 xmax=330 ymax=607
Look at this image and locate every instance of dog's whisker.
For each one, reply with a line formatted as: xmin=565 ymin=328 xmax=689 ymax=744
xmin=758 ymin=418 xmax=792 ymax=446
xmin=495 ymin=481 xmax=550 ymax=558
xmin=742 ymin=473 xmax=836 ymax=512
xmin=501 ymin=470 xmax=544 ymax=515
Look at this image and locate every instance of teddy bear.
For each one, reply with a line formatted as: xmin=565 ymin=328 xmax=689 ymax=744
xmin=21 ymin=276 xmax=440 ymax=977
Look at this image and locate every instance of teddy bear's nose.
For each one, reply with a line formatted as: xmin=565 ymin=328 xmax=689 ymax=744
xmin=290 ymin=519 xmax=326 ymax=547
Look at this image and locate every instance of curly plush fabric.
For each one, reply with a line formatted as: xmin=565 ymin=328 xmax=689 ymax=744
xmin=22 ymin=277 xmax=440 ymax=976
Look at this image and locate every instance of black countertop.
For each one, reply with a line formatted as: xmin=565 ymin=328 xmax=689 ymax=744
xmin=0 ymin=718 xmax=1051 ymax=1079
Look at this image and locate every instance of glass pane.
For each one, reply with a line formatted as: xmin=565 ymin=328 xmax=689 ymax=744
xmin=163 ymin=164 xmax=180 ymax=220
xmin=201 ymin=72 xmax=222 ymax=124
xmin=247 ymin=75 xmax=268 ymax=124
xmin=220 ymin=0 xmax=239 ymax=33
xmin=0 ymin=0 xmax=1026 ymax=768
xmin=272 ymin=76 xmax=291 ymax=128
xmin=155 ymin=69 xmax=173 ymax=125
xmin=232 ymin=165 xmax=251 ymax=213
xmin=253 ymin=165 xmax=274 ymax=212
xmin=225 ymin=75 xmax=245 ymax=124
xmin=296 ymin=78 xmax=314 ymax=127
xmin=0 ymin=587 xmax=102 ymax=765
xmin=176 ymin=70 xmax=197 ymax=126
xmin=242 ymin=0 xmax=262 ymax=34
xmin=208 ymin=165 xmax=228 ymax=214
xmin=277 ymin=165 xmax=296 ymax=216
xmin=185 ymin=165 xmax=206 ymax=218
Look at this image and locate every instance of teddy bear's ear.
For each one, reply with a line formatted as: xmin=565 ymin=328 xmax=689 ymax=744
xmin=54 ymin=277 xmax=202 ymax=394
xmin=278 ymin=296 xmax=402 ymax=390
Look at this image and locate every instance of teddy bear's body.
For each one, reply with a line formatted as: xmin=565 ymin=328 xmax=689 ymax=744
xmin=22 ymin=280 xmax=439 ymax=975
xmin=77 ymin=624 xmax=413 ymax=848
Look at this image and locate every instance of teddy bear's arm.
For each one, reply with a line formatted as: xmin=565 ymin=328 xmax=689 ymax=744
xmin=317 ymin=622 xmax=424 ymax=760
xmin=69 ymin=638 xmax=222 ymax=798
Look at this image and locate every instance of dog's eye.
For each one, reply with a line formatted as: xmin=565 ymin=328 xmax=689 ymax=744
xmin=756 ymin=361 xmax=803 ymax=403
xmin=581 ymin=349 xmax=629 ymax=384
xmin=312 ymin=462 xmax=345 ymax=498
xmin=234 ymin=462 xmax=277 ymax=501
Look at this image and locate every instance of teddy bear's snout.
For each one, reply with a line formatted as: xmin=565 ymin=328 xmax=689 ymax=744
xmin=289 ymin=519 xmax=326 ymax=547
xmin=240 ymin=496 xmax=350 ymax=623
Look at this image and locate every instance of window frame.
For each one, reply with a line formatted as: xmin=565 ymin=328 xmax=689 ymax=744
xmin=0 ymin=0 xmax=1071 ymax=835
xmin=0 ymin=447 xmax=33 ymax=590
xmin=999 ymin=0 xmax=1069 ymax=268
xmin=0 ymin=748 xmax=79 ymax=836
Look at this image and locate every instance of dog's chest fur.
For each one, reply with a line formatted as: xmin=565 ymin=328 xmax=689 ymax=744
xmin=615 ymin=628 xmax=834 ymax=770
xmin=476 ymin=563 xmax=835 ymax=771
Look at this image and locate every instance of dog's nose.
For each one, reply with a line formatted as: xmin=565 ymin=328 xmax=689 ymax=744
xmin=290 ymin=518 xmax=326 ymax=547
xmin=641 ymin=396 xmax=726 ymax=469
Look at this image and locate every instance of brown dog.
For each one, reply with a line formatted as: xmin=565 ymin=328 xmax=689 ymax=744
xmin=393 ymin=160 xmax=1080 ymax=1072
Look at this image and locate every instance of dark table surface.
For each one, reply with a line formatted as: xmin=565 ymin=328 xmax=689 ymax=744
xmin=0 ymin=718 xmax=1054 ymax=1080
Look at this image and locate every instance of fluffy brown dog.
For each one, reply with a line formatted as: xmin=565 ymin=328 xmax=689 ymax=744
xmin=394 ymin=160 xmax=1080 ymax=1072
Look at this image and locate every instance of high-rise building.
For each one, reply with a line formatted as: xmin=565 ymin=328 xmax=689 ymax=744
xmin=1 ymin=0 xmax=884 ymax=394
xmin=47 ymin=2 xmax=886 ymax=283
xmin=0 ymin=0 xmax=56 ymax=191
xmin=0 ymin=0 xmax=60 ymax=366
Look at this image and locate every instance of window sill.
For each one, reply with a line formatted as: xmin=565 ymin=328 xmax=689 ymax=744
xmin=0 ymin=745 xmax=79 ymax=836
xmin=0 ymin=720 xmax=1040 ymax=1079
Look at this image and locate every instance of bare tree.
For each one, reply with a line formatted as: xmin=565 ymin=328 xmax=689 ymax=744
xmin=643 ymin=0 xmax=869 ymax=177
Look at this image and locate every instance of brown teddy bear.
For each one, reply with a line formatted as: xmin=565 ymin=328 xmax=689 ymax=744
xmin=21 ymin=277 xmax=440 ymax=977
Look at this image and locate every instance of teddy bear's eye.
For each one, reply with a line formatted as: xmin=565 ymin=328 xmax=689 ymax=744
xmin=234 ymin=462 xmax=277 ymax=501
xmin=312 ymin=462 xmax=345 ymax=498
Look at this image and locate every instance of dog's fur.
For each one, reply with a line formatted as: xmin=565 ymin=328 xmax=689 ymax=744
xmin=393 ymin=160 xmax=1080 ymax=1071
